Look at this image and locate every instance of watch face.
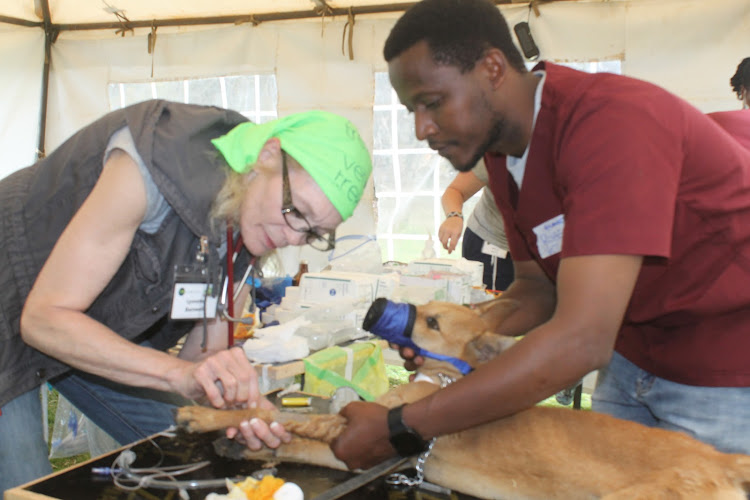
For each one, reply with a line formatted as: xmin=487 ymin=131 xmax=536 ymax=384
xmin=390 ymin=430 xmax=426 ymax=456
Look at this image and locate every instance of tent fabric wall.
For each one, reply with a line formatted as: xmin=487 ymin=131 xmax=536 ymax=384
xmin=0 ymin=26 xmax=44 ymax=179
xmin=1 ymin=0 xmax=749 ymax=267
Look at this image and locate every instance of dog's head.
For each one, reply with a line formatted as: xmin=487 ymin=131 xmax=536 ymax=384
xmin=412 ymin=299 xmax=519 ymax=368
xmin=363 ymin=297 xmax=520 ymax=371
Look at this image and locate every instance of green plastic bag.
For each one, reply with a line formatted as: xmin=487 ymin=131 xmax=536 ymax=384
xmin=303 ymin=341 xmax=389 ymax=401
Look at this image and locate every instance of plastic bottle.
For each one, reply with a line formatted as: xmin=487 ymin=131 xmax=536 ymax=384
xmin=421 ymin=234 xmax=437 ymax=259
xmin=292 ymin=260 xmax=309 ymax=287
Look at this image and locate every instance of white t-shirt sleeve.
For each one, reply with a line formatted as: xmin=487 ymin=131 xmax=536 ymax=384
xmin=104 ymin=126 xmax=172 ymax=234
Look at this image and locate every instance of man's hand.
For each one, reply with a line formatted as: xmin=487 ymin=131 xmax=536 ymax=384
xmin=392 ymin=343 xmax=424 ymax=377
xmin=331 ymin=401 xmax=395 ymax=470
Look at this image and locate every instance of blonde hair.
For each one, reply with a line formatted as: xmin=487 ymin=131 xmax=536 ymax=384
xmin=209 ymin=151 xmax=305 ymax=228
xmin=210 ymin=167 xmax=250 ymax=227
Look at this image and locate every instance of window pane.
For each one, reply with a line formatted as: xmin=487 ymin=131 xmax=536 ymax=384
xmin=376 ymin=196 xmax=397 ymax=235
xmin=121 ymin=82 xmax=154 ymax=107
xmin=374 ymin=72 xmax=393 ymax=106
xmin=391 ymin=239 xmax=429 ymax=263
xmin=258 ymin=75 xmax=278 ymax=108
xmin=153 ymin=81 xmax=184 ymax=102
xmin=390 ymin=195 xmax=435 ymax=234
xmin=373 ymin=109 xmax=393 ymax=150
xmin=225 ymin=75 xmax=255 ymax=111
xmin=398 ymin=153 xmax=439 ymax=193
xmin=186 ymin=78 xmax=222 ymax=107
xmin=438 ymin=158 xmax=460 ymax=191
xmin=373 ymin=154 xmax=396 ymax=193
xmin=397 ymin=108 xmax=423 ymax=149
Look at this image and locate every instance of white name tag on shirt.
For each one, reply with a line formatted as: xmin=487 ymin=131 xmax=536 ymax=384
xmin=171 ymin=283 xmax=218 ymax=319
xmin=532 ymin=214 xmax=564 ymax=259
xmin=481 ymin=241 xmax=508 ymax=258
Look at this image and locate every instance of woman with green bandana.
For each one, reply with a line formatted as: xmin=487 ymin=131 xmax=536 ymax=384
xmin=0 ymin=99 xmax=372 ymax=492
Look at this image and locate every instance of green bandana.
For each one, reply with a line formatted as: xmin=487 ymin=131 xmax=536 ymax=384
xmin=211 ymin=111 xmax=372 ymax=220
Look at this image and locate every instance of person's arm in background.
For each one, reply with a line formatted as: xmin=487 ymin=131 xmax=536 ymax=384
xmin=438 ymin=171 xmax=485 ymax=254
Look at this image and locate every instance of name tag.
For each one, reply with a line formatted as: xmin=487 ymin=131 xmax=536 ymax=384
xmin=171 ymin=283 xmax=218 ymax=319
xmin=481 ymin=241 xmax=508 ymax=258
xmin=533 ymin=214 xmax=564 ymax=259
xmin=170 ymin=263 xmax=219 ymax=320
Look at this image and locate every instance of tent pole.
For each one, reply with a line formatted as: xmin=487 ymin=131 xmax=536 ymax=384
xmin=36 ymin=0 xmax=57 ymax=161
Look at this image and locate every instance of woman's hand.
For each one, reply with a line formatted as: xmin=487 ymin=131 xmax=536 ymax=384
xmin=169 ymin=346 xmax=293 ymax=449
xmin=438 ymin=217 xmax=463 ymax=254
xmin=227 ymin=397 xmax=293 ymax=450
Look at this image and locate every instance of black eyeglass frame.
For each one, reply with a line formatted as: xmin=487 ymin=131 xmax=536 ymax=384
xmin=280 ymin=151 xmax=336 ymax=251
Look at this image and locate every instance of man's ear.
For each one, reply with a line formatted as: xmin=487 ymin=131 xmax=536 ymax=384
xmin=463 ymin=332 xmax=517 ymax=366
xmin=480 ymin=48 xmax=509 ymax=90
xmin=256 ymin=137 xmax=281 ymax=166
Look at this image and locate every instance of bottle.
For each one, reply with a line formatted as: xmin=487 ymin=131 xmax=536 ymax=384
xmin=292 ymin=260 xmax=309 ymax=287
xmin=421 ymin=234 xmax=437 ymax=259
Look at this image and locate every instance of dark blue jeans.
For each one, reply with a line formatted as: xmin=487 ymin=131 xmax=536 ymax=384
xmin=0 ymin=370 xmax=191 ymax=493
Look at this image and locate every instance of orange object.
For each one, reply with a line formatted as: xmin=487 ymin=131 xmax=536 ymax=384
xmin=233 ymin=313 xmax=256 ymax=339
xmin=242 ymin=475 xmax=285 ymax=500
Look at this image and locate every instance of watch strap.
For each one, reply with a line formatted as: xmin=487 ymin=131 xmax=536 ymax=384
xmin=387 ymin=404 xmax=428 ymax=456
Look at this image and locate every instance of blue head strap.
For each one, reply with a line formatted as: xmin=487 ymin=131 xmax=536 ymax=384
xmin=363 ymin=299 xmax=473 ymax=375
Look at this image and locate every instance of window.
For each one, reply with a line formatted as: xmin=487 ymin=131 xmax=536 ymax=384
xmin=107 ymin=74 xmax=278 ymax=124
xmin=372 ymin=60 xmax=621 ymax=263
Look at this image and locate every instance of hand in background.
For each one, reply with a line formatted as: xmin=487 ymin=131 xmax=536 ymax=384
xmin=438 ymin=216 xmax=463 ymax=254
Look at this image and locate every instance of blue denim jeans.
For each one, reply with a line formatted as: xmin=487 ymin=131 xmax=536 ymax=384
xmin=593 ymin=351 xmax=750 ymax=455
xmin=0 ymin=387 xmax=52 ymax=493
xmin=0 ymin=371 xmax=191 ymax=493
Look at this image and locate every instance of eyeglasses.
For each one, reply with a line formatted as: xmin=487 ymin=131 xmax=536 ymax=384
xmin=280 ymin=151 xmax=336 ymax=252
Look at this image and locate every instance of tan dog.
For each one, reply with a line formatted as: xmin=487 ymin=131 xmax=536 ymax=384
xmin=177 ymin=299 xmax=750 ymax=499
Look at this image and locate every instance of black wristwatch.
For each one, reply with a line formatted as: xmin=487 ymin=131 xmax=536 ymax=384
xmin=387 ymin=404 xmax=429 ymax=456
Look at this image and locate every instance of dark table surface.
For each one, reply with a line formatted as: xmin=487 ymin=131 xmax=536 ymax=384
xmin=22 ymin=409 xmax=480 ymax=500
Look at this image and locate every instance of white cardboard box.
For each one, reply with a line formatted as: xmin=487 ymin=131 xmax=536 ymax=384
xmin=407 ymin=257 xmax=484 ymax=287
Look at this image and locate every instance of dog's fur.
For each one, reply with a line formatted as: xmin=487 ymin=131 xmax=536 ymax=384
xmin=176 ymin=299 xmax=750 ymax=499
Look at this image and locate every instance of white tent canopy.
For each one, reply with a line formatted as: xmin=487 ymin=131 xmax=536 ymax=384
xmin=1 ymin=0 xmax=749 ymax=269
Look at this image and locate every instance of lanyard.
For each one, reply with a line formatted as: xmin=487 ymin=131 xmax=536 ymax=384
xmin=225 ymin=225 xmax=244 ymax=347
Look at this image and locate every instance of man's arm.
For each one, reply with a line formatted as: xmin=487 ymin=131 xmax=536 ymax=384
xmin=332 ymin=253 xmax=642 ymax=469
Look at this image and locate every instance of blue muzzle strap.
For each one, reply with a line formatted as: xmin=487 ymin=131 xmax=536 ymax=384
xmin=364 ymin=299 xmax=473 ymax=376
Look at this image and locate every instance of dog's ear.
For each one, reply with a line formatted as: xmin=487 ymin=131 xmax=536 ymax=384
xmin=472 ymin=298 xmax=521 ymax=333
xmin=463 ymin=332 xmax=517 ymax=366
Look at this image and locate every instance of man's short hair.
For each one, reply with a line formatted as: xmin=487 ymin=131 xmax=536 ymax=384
xmin=383 ymin=0 xmax=526 ymax=74
xmin=730 ymin=57 xmax=750 ymax=99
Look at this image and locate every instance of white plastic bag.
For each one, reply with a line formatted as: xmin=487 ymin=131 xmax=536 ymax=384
xmin=49 ymin=394 xmax=120 ymax=459
xmin=328 ymin=235 xmax=383 ymax=274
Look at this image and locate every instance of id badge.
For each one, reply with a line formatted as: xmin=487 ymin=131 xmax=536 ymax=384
xmin=532 ymin=214 xmax=565 ymax=259
xmin=170 ymin=264 xmax=220 ymax=320
xmin=481 ymin=241 xmax=508 ymax=258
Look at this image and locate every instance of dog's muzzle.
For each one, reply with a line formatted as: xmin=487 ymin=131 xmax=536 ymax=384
xmin=363 ymin=298 xmax=472 ymax=375
xmin=363 ymin=298 xmax=419 ymax=352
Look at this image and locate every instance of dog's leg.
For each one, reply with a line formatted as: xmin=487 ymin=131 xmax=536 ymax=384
xmin=175 ymin=406 xmax=346 ymax=443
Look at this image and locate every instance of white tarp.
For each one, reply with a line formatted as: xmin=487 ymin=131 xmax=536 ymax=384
xmin=1 ymin=0 xmax=749 ymax=267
